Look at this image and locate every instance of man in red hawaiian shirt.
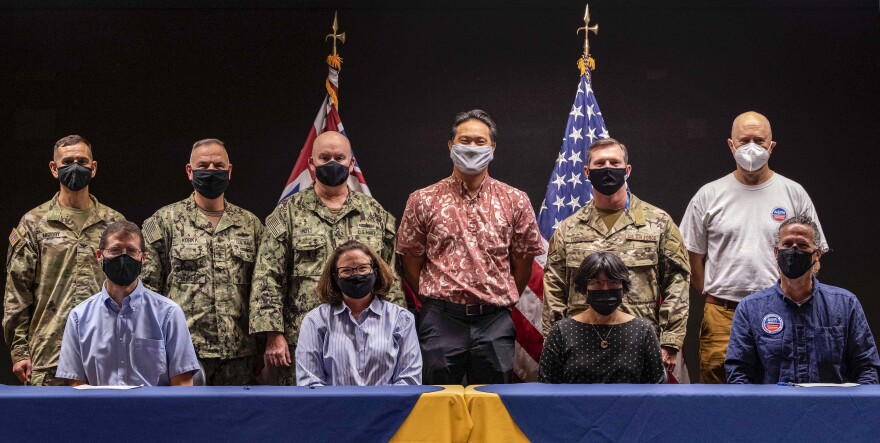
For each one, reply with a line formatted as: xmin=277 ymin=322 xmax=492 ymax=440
xmin=397 ymin=109 xmax=544 ymax=384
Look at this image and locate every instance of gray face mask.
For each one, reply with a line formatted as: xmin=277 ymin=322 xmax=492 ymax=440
xmin=734 ymin=143 xmax=770 ymax=172
xmin=450 ymin=144 xmax=494 ymax=175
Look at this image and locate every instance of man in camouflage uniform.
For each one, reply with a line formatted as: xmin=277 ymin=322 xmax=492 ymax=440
xmin=141 ymin=139 xmax=262 ymax=385
xmin=4 ymin=135 xmax=125 ymax=385
xmin=543 ymin=138 xmax=690 ymax=374
xmin=250 ymin=131 xmax=403 ymax=385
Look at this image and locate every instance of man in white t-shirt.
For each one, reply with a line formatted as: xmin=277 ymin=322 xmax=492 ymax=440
xmin=680 ymin=111 xmax=828 ymax=384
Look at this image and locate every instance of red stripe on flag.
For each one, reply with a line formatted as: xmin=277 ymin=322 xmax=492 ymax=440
xmin=285 ymin=126 xmax=318 ymax=186
xmin=527 ymin=261 xmax=544 ymax=301
xmin=511 ymin=308 xmax=544 ymax=363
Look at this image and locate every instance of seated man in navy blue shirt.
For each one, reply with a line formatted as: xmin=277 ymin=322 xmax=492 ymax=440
xmin=56 ymin=221 xmax=200 ymax=386
xmin=726 ymin=215 xmax=880 ymax=384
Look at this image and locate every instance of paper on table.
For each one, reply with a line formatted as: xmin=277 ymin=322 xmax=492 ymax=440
xmin=794 ymin=383 xmax=859 ymax=387
xmin=73 ymin=384 xmax=143 ymax=390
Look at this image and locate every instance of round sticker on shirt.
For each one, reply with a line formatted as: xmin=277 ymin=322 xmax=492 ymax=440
xmin=762 ymin=314 xmax=784 ymax=334
xmin=771 ymin=207 xmax=788 ymax=223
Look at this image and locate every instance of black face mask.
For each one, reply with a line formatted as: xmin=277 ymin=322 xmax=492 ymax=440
xmin=315 ymin=161 xmax=350 ymax=187
xmin=587 ymin=289 xmax=623 ymax=316
xmin=103 ymin=254 xmax=142 ymax=287
xmin=191 ymin=169 xmax=230 ymax=199
xmin=588 ymin=167 xmax=627 ymax=196
xmin=57 ymin=163 xmax=93 ymax=191
xmin=337 ymin=273 xmax=376 ymax=299
xmin=777 ymin=247 xmax=815 ymax=279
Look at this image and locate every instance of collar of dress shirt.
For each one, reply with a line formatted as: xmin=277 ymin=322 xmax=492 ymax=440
xmin=331 ymin=296 xmax=385 ymax=318
xmin=448 ymin=174 xmax=492 ymax=201
xmin=773 ymin=277 xmax=818 ymax=308
xmin=101 ymin=280 xmax=146 ymax=313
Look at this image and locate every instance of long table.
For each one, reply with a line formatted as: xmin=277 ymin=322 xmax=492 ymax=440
xmin=0 ymin=385 xmax=469 ymax=443
xmin=1 ymin=383 xmax=878 ymax=442
xmin=469 ymin=384 xmax=880 ymax=442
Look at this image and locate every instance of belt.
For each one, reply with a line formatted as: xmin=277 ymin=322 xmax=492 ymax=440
xmin=705 ymin=294 xmax=739 ymax=310
xmin=422 ymin=297 xmax=508 ymax=317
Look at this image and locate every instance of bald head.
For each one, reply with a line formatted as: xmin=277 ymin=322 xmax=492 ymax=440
xmin=309 ymin=132 xmax=354 ymax=185
xmin=731 ymin=111 xmax=772 ymax=141
xmin=728 ymin=110 xmax=776 ymax=159
xmin=313 ymin=131 xmax=352 ymax=158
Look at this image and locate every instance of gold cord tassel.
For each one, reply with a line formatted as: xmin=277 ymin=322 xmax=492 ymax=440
xmin=577 ymin=55 xmax=596 ymax=76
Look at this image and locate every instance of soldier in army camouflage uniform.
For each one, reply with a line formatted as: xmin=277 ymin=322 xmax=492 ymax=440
xmin=250 ymin=131 xmax=404 ymax=386
xmin=543 ymin=138 xmax=690 ymax=374
xmin=141 ymin=139 xmax=262 ymax=385
xmin=4 ymin=135 xmax=125 ymax=385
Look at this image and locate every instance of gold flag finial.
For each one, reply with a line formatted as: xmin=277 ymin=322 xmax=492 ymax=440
xmin=577 ymin=4 xmax=598 ymax=58
xmin=576 ymin=4 xmax=599 ymax=74
xmin=325 ymin=11 xmax=346 ymax=57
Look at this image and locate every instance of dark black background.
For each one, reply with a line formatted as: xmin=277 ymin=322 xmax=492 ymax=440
xmin=1 ymin=0 xmax=877 ymax=384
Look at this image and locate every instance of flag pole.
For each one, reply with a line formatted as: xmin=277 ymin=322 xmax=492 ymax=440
xmin=324 ymin=11 xmax=346 ymax=109
xmin=576 ymin=4 xmax=598 ymax=75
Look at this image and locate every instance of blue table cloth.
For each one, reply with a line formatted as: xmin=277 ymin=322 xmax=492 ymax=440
xmin=479 ymin=383 xmax=880 ymax=442
xmin=0 ymin=385 xmax=439 ymax=442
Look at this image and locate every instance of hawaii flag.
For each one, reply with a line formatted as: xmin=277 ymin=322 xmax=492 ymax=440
xmin=279 ymin=54 xmax=370 ymax=203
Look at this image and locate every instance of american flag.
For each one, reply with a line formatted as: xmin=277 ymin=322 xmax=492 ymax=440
xmin=279 ymin=55 xmax=370 ymax=203
xmin=512 ymin=64 xmax=609 ymax=382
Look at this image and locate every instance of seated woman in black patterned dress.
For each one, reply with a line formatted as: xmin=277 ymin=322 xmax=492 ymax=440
xmin=539 ymin=251 xmax=666 ymax=384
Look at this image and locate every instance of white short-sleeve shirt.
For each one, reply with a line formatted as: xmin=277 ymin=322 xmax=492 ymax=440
xmin=680 ymin=172 xmax=828 ymax=302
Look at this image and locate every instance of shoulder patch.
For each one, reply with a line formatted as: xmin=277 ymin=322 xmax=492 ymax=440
xmin=266 ymin=213 xmax=287 ymax=239
xmin=143 ymin=218 xmax=162 ymax=244
xmin=9 ymin=227 xmax=23 ymax=251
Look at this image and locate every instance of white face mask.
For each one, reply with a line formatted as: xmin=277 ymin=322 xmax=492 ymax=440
xmin=450 ymin=144 xmax=494 ymax=175
xmin=734 ymin=143 xmax=770 ymax=172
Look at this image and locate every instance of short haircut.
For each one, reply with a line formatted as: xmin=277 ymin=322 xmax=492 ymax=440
xmin=449 ymin=109 xmax=497 ymax=142
xmin=775 ymin=214 xmax=822 ymax=250
xmin=573 ymin=251 xmax=632 ymax=295
xmin=317 ymin=240 xmax=394 ymax=305
xmin=54 ymin=135 xmax=93 ymax=158
xmin=586 ymin=137 xmax=628 ymax=165
xmin=192 ymin=138 xmax=226 ymax=152
xmin=99 ymin=221 xmax=145 ymax=251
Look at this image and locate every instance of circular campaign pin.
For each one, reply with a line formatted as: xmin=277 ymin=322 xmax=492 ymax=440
xmin=771 ymin=207 xmax=788 ymax=222
xmin=762 ymin=314 xmax=784 ymax=334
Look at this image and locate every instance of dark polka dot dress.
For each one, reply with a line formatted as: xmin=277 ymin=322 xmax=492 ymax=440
xmin=538 ymin=317 xmax=666 ymax=384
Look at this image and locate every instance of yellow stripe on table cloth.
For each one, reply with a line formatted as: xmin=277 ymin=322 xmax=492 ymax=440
xmin=391 ymin=385 xmax=472 ymax=443
xmin=464 ymin=385 xmax=529 ymax=443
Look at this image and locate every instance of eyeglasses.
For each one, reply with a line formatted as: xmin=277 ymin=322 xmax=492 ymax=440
xmin=102 ymin=247 xmax=142 ymax=258
xmin=586 ymin=279 xmax=624 ymax=290
xmin=336 ymin=264 xmax=373 ymax=278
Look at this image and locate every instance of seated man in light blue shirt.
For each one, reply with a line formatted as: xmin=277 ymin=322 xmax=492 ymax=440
xmin=56 ymin=221 xmax=200 ymax=386
xmin=296 ymin=241 xmax=421 ymax=386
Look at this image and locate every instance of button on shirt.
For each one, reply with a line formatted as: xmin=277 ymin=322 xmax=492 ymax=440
xmin=726 ymin=279 xmax=880 ymax=384
xmin=295 ymin=297 xmax=422 ymax=386
xmin=56 ymin=281 xmax=200 ymax=386
xmin=396 ymin=175 xmax=545 ymax=306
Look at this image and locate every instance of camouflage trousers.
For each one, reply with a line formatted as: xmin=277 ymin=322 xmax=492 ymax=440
xmin=30 ymin=367 xmax=67 ymax=386
xmin=199 ymin=356 xmax=255 ymax=386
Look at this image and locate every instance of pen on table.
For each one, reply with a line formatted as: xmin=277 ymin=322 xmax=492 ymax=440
xmin=777 ymin=381 xmax=795 ymax=386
